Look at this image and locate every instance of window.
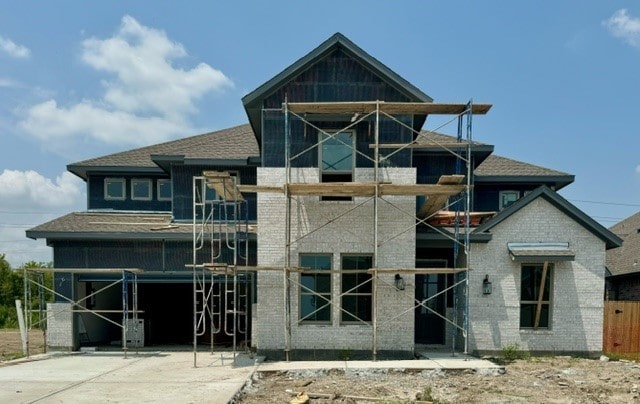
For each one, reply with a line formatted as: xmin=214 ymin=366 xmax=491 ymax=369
xmin=104 ymin=178 xmax=126 ymax=200
xmin=320 ymin=131 xmax=354 ymax=201
xmin=131 ymin=179 xmax=152 ymax=200
xmin=299 ymin=254 xmax=332 ymax=323
xmin=341 ymin=255 xmax=372 ymax=323
xmin=157 ymin=179 xmax=172 ymax=201
xmin=520 ymin=263 xmax=553 ymax=329
xmin=499 ymin=190 xmax=519 ymax=210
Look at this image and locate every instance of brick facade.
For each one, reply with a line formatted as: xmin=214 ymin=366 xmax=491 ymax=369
xmin=256 ymin=167 xmax=416 ymax=358
xmin=469 ymin=197 xmax=606 ymax=356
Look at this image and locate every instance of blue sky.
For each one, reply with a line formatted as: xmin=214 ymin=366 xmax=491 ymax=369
xmin=1 ymin=1 xmax=639 ymax=265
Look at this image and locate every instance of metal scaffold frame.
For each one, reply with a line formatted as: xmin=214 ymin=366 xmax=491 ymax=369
xmin=194 ymin=100 xmax=489 ymax=361
xmin=277 ymin=100 xmax=484 ymax=360
xmin=20 ymin=267 xmax=142 ymax=358
xmin=191 ymin=173 xmax=251 ymax=367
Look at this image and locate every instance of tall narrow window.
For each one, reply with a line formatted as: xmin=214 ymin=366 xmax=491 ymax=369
xmin=131 ymin=179 xmax=152 ymax=201
xmin=320 ymin=131 xmax=354 ymax=201
xmin=299 ymin=254 xmax=332 ymax=323
xmin=520 ymin=263 xmax=553 ymax=329
xmin=157 ymin=179 xmax=172 ymax=201
xmin=341 ymin=255 xmax=372 ymax=323
xmin=104 ymin=178 xmax=126 ymax=200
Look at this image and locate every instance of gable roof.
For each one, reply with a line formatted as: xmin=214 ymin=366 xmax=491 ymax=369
xmin=242 ymin=32 xmax=433 ymax=144
xmin=475 ymin=155 xmax=574 ymax=189
xmin=67 ymin=124 xmax=259 ymax=179
xmin=473 ymin=186 xmax=622 ymax=249
xmin=606 ymin=211 xmax=640 ymax=276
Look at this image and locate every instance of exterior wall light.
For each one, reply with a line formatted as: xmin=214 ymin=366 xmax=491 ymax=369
xmin=394 ymin=274 xmax=405 ymax=291
xmin=482 ymin=274 xmax=492 ymax=295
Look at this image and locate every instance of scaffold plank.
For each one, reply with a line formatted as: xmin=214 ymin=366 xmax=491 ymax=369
xmin=285 ymin=101 xmax=491 ymax=115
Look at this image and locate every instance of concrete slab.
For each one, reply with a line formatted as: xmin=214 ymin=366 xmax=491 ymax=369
xmin=257 ymin=354 xmax=502 ymax=373
xmin=0 ymin=351 xmax=256 ymax=404
xmin=0 ymin=350 xmax=500 ymax=403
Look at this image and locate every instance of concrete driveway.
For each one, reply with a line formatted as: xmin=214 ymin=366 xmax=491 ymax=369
xmin=0 ymin=351 xmax=255 ymax=403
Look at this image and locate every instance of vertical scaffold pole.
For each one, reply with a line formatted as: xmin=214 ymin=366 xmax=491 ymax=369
xmin=192 ymin=176 xmax=198 ymax=367
xmin=283 ymin=97 xmax=292 ymax=361
xmin=464 ymin=100 xmax=473 ymax=355
xmin=372 ymin=102 xmax=380 ymax=361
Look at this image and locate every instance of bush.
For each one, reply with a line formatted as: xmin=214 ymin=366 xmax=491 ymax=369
xmin=501 ymin=343 xmax=530 ymax=363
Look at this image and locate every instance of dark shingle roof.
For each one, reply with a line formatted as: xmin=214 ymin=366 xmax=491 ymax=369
xmin=26 ymin=211 xmax=255 ymax=240
xmin=68 ymin=124 xmax=259 ymax=178
xmin=475 ymin=155 xmax=571 ymax=178
xmin=606 ymin=211 xmax=640 ymax=276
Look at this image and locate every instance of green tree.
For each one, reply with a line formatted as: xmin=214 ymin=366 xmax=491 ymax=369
xmin=0 ymin=254 xmax=21 ymax=327
xmin=0 ymin=256 xmax=53 ymax=328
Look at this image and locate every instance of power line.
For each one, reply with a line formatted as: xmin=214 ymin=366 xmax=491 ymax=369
xmin=569 ymin=199 xmax=640 ymax=208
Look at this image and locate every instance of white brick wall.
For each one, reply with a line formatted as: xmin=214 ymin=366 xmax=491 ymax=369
xmin=469 ymin=197 xmax=606 ymax=355
xmin=256 ymin=167 xmax=416 ymax=356
xmin=46 ymin=303 xmax=75 ymax=350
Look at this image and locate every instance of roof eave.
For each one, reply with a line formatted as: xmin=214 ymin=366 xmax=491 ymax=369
xmin=474 ymin=175 xmax=575 ymax=190
xmin=67 ymin=165 xmax=165 ymax=180
xmin=473 ymin=186 xmax=623 ymax=249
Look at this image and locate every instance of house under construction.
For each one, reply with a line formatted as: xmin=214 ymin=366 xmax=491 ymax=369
xmin=26 ymin=33 xmax=621 ymax=360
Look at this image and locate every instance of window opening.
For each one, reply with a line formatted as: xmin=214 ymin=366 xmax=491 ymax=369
xmin=341 ymin=254 xmax=372 ymax=323
xmin=520 ymin=263 xmax=553 ymax=329
xmin=131 ymin=179 xmax=152 ymax=201
xmin=299 ymin=254 xmax=332 ymax=323
xmin=320 ymin=131 xmax=354 ymax=201
xmin=499 ymin=190 xmax=519 ymax=210
xmin=157 ymin=179 xmax=172 ymax=201
xmin=104 ymin=178 xmax=126 ymax=200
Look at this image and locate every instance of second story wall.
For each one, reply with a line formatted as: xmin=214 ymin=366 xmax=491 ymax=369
xmin=87 ymin=174 xmax=172 ymax=212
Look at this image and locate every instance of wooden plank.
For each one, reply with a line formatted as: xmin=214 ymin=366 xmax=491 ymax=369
xmin=369 ymin=142 xmax=474 ymax=149
xmin=417 ymin=176 xmax=466 ymax=217
xmin=286 ymin=183 xmax=466 ymax=197
xmin=202 ymin=170 xmax=244 ymax=201
xmin=533 ymin=262 xmax=549 ymax=330
xmin=286 ymin=101 xmax=492 ymax=115
xmin=237 ymin=185 xmax=283 ymax=193
xmin=379 ymin=184 xmax=465 ymax=196
xmin=370 ymin=268 xmax=466 ymax=274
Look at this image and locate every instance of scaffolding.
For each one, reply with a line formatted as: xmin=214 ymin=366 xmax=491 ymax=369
xmin=20 ymin=267 xmax=142 ymax=358
xmin=191 ymin=172 xmax=251 ymax=367
xmin=192 ymin=100 xmax=490 ymax=361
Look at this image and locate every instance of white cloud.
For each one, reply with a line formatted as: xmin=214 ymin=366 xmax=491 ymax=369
xmin=19 ymin=15 xmax=233 ymax=149
xmin=0 ymin=169 xmax=85 ymax=266
xmin=0 ymin=169 xmax=84 ymax=209
xmin=603 ymin=9 xmax=640 ymax=48
xmin=20 ymin=100 xmax=188 ymax=146
xmin=636 ymin=164 xmax=640 ymax=174
xmin=0 ymin=35 xmax=30 ymax=58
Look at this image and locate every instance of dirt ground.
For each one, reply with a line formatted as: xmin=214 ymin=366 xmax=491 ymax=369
xmin=0 ymin=329 xmax=46 ymax=362
xmin=236 ymin=356 xmax=640 ymax=403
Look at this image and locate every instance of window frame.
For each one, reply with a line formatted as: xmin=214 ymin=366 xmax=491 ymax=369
xmin=157 ymin=179 xmax=172 ymax=201
xmin=340 ymin=254 xmax=373 ymax=324
xmin=104 ymin=178 xmax=126 ymax=201
xmin=298 ymin=253 xmax=332 ymax=324
xmin=319 ymin=130 xmax=355 ymax=201
xmin=519 ymin=263 xmax=553 ymax=330
xmin=131 ymin=178 xmax=153 ymax=201
xmin=499 ymin=190 xmax=520 ymax=210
